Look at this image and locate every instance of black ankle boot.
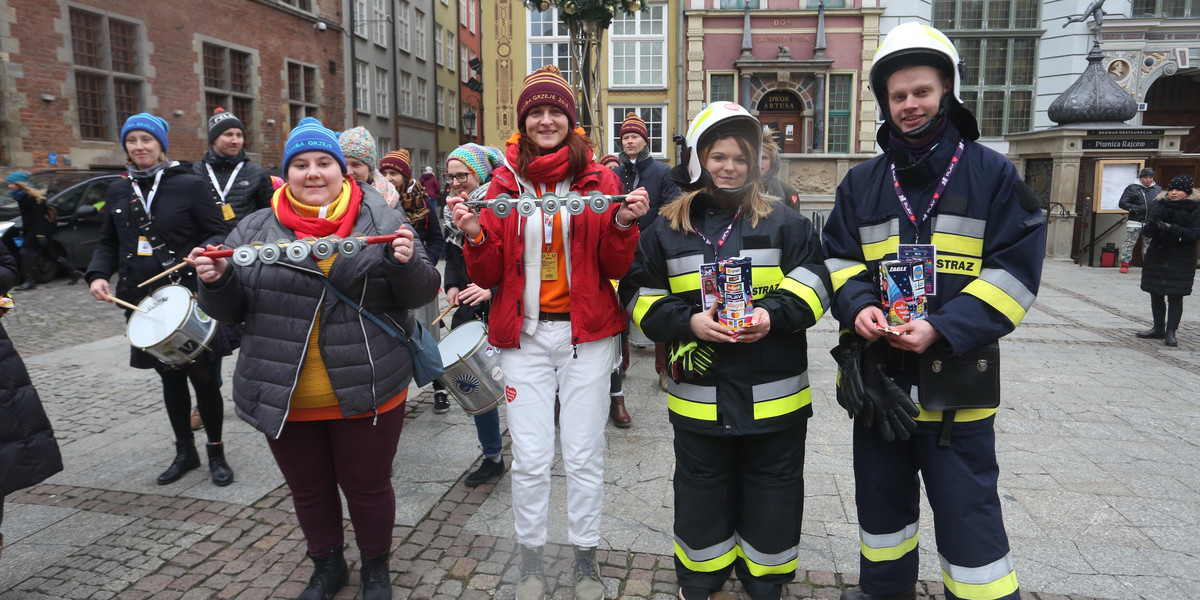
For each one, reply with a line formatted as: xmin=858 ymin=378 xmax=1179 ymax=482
xmin=360 ymin=551 xmax=392 ymax=600
xmin=68 ymin=269 xmax=83 ymax=285
xmin=1165 ymin=330 xmax=1178 ymax=347
xmin=298 ymin=546 xmax=348 ymax=600
xmin=1136 ymin=327 xmax=1166 ymax=339
xmin=157 ymin=440 xmax=200 ymax=485
xmin=206 ymin=442 xmax=234 ymax=486
xmin=14 ymin=279 xmax=35 ymax=291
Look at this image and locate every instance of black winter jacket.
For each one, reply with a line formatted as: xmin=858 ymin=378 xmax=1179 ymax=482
xmin=619 ymin=151 xmax=681 ymax=230
xmin=12 ymin=189 xmax=54 ymax=244
xmin=192 ymin=149 xmax=274 ymax=226
xmin=197 ymin=185 xmax=441 ymax=438
xmin=0 ymin=243 xmax=63 ymax=497
xmin=1141 ymin=191 xmax=1200 ymax=296
xmin=1118 ymin=182 xmax=1163 ymax=223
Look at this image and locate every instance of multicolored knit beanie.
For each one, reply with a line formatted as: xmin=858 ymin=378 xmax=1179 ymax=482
xmin=517 ymin=65 xmax=577 ymax=128
xmin=338 ymin=126 xmax=377 ymax=169
xmin=446 ymin=144 xmax=505 ymax=185
xmin=379 ymin=149 xmax=412 ymax=179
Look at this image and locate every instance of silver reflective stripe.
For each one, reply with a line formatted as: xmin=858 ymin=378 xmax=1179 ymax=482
xmin=627 ymin=287 xmax=668 ymax=314
xmin=736 ymin=534 xmax=798 ymax=566
xmin=676 ymin=535 xmax=736 ymax=562
xmin=667 ymin=380 xmax=717 ymax=403
xmin=860 ymin=521 xmax=918 ymax=549
xmin=667 ymin=254 xmax=704 ymax=277
xmin=751 ymin=373 xmax=807 ymax=402
xmin=786 ymin=266 xmax=830 ymax=309
xmin=859 ymin=219 xmax=901 ymax=245
xmin=939 ymin=552 xmax=1015 ymax=585
xmin=978 ymin=268 xmax=1036 ymax=310
xmin=933 ymin=214 xmax=987 ymax=238
xmin=825 ymin=257 xmax=865 ymax=273
xmin=740 ymin=248 xmax=781 ymax=267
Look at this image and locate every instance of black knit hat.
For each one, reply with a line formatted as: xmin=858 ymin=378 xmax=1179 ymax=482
xmin=1139 ymin=167 xmax=1155 ymax=178
xmin=208 ymin=107 xmax=245 ymax=143
xmin=1168 ymin=174 xmax=1193 ymax=195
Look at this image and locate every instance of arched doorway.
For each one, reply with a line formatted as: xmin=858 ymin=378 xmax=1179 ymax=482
xmin=756 ymin=90 xmax=805 ymax=153
xmin=1143 ymin=73 xmax=1200 ymax=154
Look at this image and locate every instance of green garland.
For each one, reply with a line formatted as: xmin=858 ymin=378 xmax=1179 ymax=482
xmin=523 ymin=0 xmax=645 ymax=28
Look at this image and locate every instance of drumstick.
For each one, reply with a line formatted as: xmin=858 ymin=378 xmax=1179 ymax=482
xmin=198 ymin=248 xmax=236 ymax=259
xmin=107 ymin=294 xmax=146 ymax=313
xmin=136 ymin=262 xmax=188 ymax=288
xmin=431 ymin=303 xmax=455 ymax=326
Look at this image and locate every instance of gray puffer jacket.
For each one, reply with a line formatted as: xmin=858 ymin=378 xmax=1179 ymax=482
xmin=197 ymin=186 xmax=441 ymax=438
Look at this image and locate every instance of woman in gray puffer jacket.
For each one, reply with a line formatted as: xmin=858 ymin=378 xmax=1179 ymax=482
xmin=187 ymin=117 xmax=440 ymax=600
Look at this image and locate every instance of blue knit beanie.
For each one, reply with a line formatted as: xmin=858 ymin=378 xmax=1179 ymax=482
xmin=283 ymin=117 xmax=347 ymax=174
xmin=5 ymin=171 xmax=29 ymax=185
xmin=120 ymin=113 xmax=170 ymax=154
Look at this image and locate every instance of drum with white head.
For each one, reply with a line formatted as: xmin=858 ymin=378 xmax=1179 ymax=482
xmin=126 ymin=284 xmax=217 ymax=366
xmin=436 ymin=321 xmax=504 ymax=415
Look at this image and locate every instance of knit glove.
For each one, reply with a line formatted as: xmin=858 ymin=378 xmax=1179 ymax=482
xmin=668 ymin=340 xmax=717 ymax=383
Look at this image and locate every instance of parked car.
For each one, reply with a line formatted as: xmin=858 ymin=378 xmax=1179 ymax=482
xmin=0 ymin=169 xmax=122 ymax=283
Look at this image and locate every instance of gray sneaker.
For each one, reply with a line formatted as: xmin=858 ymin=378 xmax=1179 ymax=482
xmin=572 ymin=546 xmax=604 ymax=600
xmin=515 ymin=544 xmax=547 ymax=600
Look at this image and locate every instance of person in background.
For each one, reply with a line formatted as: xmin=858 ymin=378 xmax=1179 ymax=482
xmin=447 ymin=65 xmax=648 ymax=600
xmin=5 ymin=172 xmax=84 ymax=289
xmin=441 ymin=143 xmax=508 ymax=487
xmin=1136 ymin=174 xmax=1200 ymax=347
xmin=616 ymin=112 xmax=682 ymax=400
xmin=1117 ymin=167 xmax=1161 ymax=273
xmin=338 ymin=127 xmax=401 ymax=209
xmin=623 ymin=102 xmax=828 ymax=600
xmin=420 ymin=165 xmax=443 ymax=208
xmin=188 ymin=117 xmax=440 ymax=600
xmin=599 ymin=154 xmax=622 ymax=171
xmin=761 ymin=127 xmax=800 ymax=210
xmin=86 ymin=113 xmax=235 ymax=488
xmin=0 ymin=240 xmax=64 ymax=562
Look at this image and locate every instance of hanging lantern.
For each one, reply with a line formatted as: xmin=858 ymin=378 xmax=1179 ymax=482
xmin=628 ymin=0 xmax=642 ymax=11
xmin=564 ymin=1 xmax=577 ymax=14
xmin=538 ymin=0 xmax=550 ymax=11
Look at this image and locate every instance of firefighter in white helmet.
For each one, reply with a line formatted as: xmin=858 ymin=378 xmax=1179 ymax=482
xmin=824 ymin=22 xmax=1045 ymax=600
xmin=622 ymin=102 xmax=830 ymax=600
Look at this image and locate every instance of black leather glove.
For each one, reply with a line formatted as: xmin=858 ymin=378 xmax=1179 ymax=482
xmin=861 ymin=362 xmax=920 ymax=441
xmin=830 ymin=332 xmax=871 ymax=422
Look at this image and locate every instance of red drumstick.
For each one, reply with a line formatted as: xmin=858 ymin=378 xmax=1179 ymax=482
xmin=199 ymin=248 xmax=236 ymax=258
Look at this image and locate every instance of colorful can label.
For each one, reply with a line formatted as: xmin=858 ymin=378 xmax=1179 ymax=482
xmin=880 ymin=259 xmax=927 ymax=325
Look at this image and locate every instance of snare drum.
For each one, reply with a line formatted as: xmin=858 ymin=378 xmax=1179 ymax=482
xmin=126 ymin=285 xmax=217 ymax=366
xmin=436 ymin=321 xmax=504 ymax=415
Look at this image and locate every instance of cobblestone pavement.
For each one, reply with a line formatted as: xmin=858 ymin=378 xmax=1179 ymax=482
xmin=1 ymin=261 xmax=1198 ymax=599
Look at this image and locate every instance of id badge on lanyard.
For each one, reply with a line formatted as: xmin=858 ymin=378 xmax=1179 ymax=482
xmin=205 ymin=162 xmax=245 ymax=221
xmin=541 ymin=212 xmax=558 ymax=281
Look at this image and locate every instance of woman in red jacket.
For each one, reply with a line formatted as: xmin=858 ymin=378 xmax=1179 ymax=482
xmin=448 ymin=65 xmax=647 ymax=600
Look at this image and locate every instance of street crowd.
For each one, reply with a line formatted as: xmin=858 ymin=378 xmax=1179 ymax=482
xmin=5 ymin=21 xmax=1200 ymax=600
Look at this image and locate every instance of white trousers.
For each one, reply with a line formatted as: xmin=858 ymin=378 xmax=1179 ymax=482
xmin=500 ymin=320 xmax=616 ymax=548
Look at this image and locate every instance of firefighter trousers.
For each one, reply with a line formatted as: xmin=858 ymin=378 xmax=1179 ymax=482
xmin=673 ymin=422 xmax=807 ymax=599
xmin=853 ymin=416 xmax=1020 ymax=600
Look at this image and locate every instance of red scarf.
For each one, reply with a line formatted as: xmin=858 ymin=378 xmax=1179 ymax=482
xmin=273 ymin=178 xmax=363 ymax=239
xmin=505 ymin=131 xmax=592 ymax=185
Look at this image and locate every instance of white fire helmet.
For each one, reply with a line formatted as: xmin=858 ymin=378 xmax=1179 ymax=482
xmin=869 ymin=22 xmax=964 ymax=110
xmin=682 ymin=102 xmax=762 ymax=185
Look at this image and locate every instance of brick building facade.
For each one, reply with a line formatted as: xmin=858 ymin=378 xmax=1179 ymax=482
xmin=0 ymin=0 xmax=346 ymax=170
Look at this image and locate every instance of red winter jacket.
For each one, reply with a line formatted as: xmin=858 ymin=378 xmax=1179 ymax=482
xmin=463 ymin=162 xmax=638 ymax=348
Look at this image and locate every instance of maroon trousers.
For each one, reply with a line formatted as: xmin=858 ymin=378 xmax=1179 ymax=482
xmin=266 ymin=406 xmax=405 ymax=559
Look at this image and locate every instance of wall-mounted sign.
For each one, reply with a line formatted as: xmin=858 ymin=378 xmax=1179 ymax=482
xmin=1085 ymin=129 xmax=1164 ymax=136
xmin=758 ymin=90 xmax=802 ymax=112
xmin=1082 ymin=138 xmax=1160 ymax=150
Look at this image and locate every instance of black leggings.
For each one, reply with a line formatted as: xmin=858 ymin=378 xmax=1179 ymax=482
xmin=157 ymin=357 xmax=223 ymax=445
xmin=1150 ymin=293 xmax=1185 ymax=331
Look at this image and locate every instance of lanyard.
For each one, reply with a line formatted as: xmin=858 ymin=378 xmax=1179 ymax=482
xmin=888 ymin=140 xmax=964 ymax=241
xmin=543 ymin=212 xmax=556 ymax=249
xmin=204 ymin=161 xmax=245 ymax=204
xmin=693 ymin=206 xmax=742 ymax=255
xmin=129 ymin=169 xmax=166 ymax=218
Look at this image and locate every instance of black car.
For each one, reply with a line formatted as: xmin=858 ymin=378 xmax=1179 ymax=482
xmin=0 ymin=169 xmax=122 ymax=283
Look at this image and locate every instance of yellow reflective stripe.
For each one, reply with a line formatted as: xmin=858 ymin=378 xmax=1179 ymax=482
xmin=860 ymin=523 xmax=919 ymax=563
xmin=943 ymin=571 xmax=1020 ymax=600
xmin=941 ymin=552 xmax=1019 ymax=600
xmin=736 ymin=547 xmax=798 ymax=577
xmin=936 ymin=254 xmax=983 ymax=277
xmin=669 ymin=394 xmax=717 ymax=421
xmin=752 ymin=387 xmax=811 ymax=420
xmin=930 ymin=232 xmax=983 ymax=258
xmin=669 ymin=272 xmax=701 ymax=294
xmin=862 ymin=236 xmax=899 ymax=262
xmin=778 ymin=277 xmax=826 ymax=322
xmin=751 ymin=266 xmax=784 ymax=299
xmin=631 ymin=293 xmax=666 ymax=330
xmin=675 ymin=540 xmax=737 ymax=572
xmin=963 ymin=279 xmax=1026 ymax=327
xmin=828 ymin=261 xmax=867 ymax=292
xmin=915 ymin=407 xmax=997 ymax=422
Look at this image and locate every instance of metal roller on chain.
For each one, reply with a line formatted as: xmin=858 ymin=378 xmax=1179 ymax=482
xmin=459 ymin=191 xmax=628 ymax=218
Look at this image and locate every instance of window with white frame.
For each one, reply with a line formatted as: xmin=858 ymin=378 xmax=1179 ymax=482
xmin=826 ymin=73 xmax=853 ymax=153
xmin=461 ymin=45 xmax=469 ymax=83
xmin=447 ymin=32 xmax=456 ymax=71
xmin=71 ymin=8 xmax=145 ymax=141
xmin=460 ymin=0 xmax=468 ymax=26
xmin=449 ymin=91 xmax=457 ymax=129
xmin=435 ymin=26 xmax=444 ymax=65
xmin=437 ymin=87 xmax=445 ymax=126
xmin=375 ymin=67 xmax=389 ymax=117
xmin=286 ymin=60 xmax=319 ymax=127
xmin=610 ymin=3 xmax=665 ymax=87
xmin=397 ymin=2 xmax=411 ymax=52
xmin=609 ymin=105 xmax=665 ymax=157
xmin=354 ymin=0 xmax=369 ymax=37
xmin=419 ymin=150 xmax=431 ymax=171
xmin=373 ymin=0 xmax=388 ymax=46
xmin=355 ymin=60 xmax=371 ymax=114
xmin=378 ymin=137 xmax=393 ymax=154
xmin=399 ymin=71 xmax=413 ymax=116
xmin=469 ymin=0 xmax=477 ymax=34
xmin=528 ymin=8 xmax=572 ymax=80
xmin=707 ymin=72 xmax=737 ymax=104
xmin=279 ymin=0 xmax=314 ymax=11
xmin=414 ymin=10 xmax=426 ymax=60
xmin=1133 ymin=0 xmax=1200 ymax=17
xmin=417 ymin=78 xmax=428 ymax=120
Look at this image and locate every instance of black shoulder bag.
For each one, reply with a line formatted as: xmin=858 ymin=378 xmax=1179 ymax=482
xmin=917 ymin=340 xmax=1000 ymax=447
